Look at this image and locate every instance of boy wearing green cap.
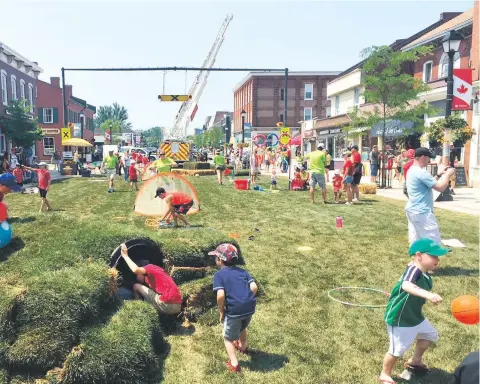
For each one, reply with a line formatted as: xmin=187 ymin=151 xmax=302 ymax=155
xmin=378 ymin=238 xmax=451 ymax=384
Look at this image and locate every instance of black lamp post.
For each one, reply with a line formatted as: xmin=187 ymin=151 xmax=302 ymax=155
xmin=240 ymin=109 xmax=246 ymax=160
xmin=109 ymin=122 xmax=113 ymax=144
xmin=79 ymin=112 xmax=85 ymax=161
xmin=439 ymin=29 xmax=463 ymax=201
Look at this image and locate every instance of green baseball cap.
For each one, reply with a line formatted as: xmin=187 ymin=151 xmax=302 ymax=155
xmin=409 ymin=238 xmax=451 ymax=257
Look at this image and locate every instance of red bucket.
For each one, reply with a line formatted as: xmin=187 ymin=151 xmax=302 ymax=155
xmin=234 ymin=179 xmax=249 ymax=190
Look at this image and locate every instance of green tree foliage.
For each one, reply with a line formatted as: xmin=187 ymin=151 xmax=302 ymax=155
xmin=0 ymin=100 xmax=43 ymax=148
xmin=141 ymin=126 xmax=163 ymax=148
xmin=94 ymin=103 xmax=132 ymax=132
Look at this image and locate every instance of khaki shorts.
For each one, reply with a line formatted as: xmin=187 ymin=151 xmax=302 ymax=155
xmin=106 ymin=169 xmax=116 ymax=180
xmin=138 ymin=285 xmax=182 ymax=315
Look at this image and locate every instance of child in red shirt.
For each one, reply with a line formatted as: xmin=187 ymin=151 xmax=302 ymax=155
xmin=23 ymin=162 xmax=52 ymax=212
xmin=129 ymin=161 xmax=138 ymax=191
xmin=12 ymin=164 xmax=24 ymax=186
xmin=332 ymin=169 xmax=343 ymax=203
xmin=342 ymin=151 xmax=354 ymax=205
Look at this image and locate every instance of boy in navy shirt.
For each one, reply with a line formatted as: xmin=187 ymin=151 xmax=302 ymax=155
xmin=210 ymin=243 xmax=258 ymax=373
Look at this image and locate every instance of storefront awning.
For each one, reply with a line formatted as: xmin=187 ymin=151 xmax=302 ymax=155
xmin=371 ymin=120 xmax=414 ymax=138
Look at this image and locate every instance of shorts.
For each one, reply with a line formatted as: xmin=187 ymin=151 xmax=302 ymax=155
xmin=387 ymin=319 xmax=438 ymax=357
xmin=343 ymin=175 xmax=354 ymax=184
xmin=173 ymin=200 xmax=194 ymax=214
xmin=397 ymin=166 xmax=402 ymax=173
xmin=106 ymin=169 xmax=116 ymax=180
xmin=271 ymin=180 xmax=277 ymax=185
xmin=130 ymin=178 xmax=138 ymax=183
xmin=310 ymin=173 xmax=326 ymax=189
xmin=406 ymin=211 xmax=441 ymax=245
xmin=223 ymin=314 xmax=253 ymax=341
xmin=370 ymin=164 xmax=378 ymax=176
xmin=139 ymin=285 xmax=182 ymax=315
xmin=39 ymin=188 xmax=48 ymax=198
xmin=333 ymin=187 xmax=341 ymax=193
xmin=352 ymin=172 xmax=362 ymax=185
xmin=216 ymin=165 xmax=226 ymax=171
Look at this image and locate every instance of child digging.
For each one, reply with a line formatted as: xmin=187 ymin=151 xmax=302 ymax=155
xmin=210 ymin=243 xmax=258 ymax=373
xmin=378 ymin=238 xmax=450 ymax=384
xmin=22 ymin=162 xmax=52 ymax=212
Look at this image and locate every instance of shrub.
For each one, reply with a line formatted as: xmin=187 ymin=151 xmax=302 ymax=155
xmin=0 ymin=367 xmax=6 ymax=384
xmin=7 ymin=263 xmax=116 ymax=371
xmin=61 ymin=301 xmax=165 ymax=384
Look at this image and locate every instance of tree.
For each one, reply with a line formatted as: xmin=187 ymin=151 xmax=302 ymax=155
xmin=98 ymin=119 xmax=122 ymax=145
xmin=141 ymin=127 xmax=163 ymax=148
xmin=345 ymin=45 xmax=435 ymax=187
xmin=0 ymin=100 xmax=43 ymax=148
xmin=94 ymin=102 xmax=132 ymax=132
xmin=193 ymin=134 xmax=203 ymax=149
xmin=209 ymin=126 xmax=223 ymax=148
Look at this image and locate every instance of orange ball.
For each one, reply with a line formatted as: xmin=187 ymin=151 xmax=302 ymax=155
xmin=0 ymin=185 xmax=10 ymax=195
xmin=451 ymin=295 xmax=480 ymax=325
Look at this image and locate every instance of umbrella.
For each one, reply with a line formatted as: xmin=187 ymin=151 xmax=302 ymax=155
xmin=290 ymin=134 xmax=301 ymax=146
xmin=62 ymin=138 xmax=93 ymax=147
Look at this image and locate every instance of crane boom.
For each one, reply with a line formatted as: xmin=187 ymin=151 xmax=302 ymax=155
xmin=169 ymin=14 xmax=233 ymax=139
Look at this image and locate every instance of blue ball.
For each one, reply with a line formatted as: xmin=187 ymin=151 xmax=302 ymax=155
xmin=0 ymin=221 xmax=12 ymax=249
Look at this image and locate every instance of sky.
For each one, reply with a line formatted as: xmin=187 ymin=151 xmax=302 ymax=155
xmin=0 ymin=0 xmax=473 ymax=136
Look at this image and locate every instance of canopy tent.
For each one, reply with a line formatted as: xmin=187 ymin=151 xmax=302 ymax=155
xmin=62 ymin=138 xmax=93 ymax=147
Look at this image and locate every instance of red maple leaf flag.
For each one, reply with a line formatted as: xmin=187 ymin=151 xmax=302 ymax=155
xmin=453 ymin=69 xmax=473 ymax=110
xmin=457 ymin=84 xmax=468 ymax=94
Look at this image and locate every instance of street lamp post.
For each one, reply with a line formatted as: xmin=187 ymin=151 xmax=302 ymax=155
xmin=441 ymin=29 xmax=463 ymax=164
xmin=79 ymin=112 xmax=85 ymax=161
xmin=241 ymin=109 xmax=246 ymax=160
xmin=109 ymin=122 xmax=113 ymax=145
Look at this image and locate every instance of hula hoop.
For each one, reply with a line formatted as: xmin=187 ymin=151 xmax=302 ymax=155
xmin=327 ymin=286 xmax=390 ymax=308
xmin=253 ymin=134 xmax=267 ymax=147
xmin=266 ymin=133 xmax=279 ymax=147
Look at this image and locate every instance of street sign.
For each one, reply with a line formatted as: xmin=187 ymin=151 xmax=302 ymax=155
xmin=61 ymin=128 xmax=71 ymax=143
xmin=280 ymin=127 xmax=291 ymax=145
xmin=158 ymin=95 xmax=192 ymax=102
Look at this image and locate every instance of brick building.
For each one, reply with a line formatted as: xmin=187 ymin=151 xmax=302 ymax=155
xmin=233 ymin=72 xmax=339 ymax=142
xmin=0 ymin=41 xmax=42 ymax=156
xmin=35 ymin=78 xmax=95 ymax=161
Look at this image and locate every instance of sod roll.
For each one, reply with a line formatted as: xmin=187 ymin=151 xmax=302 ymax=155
xmin=61 ymin=301 xmax=165 ymax=384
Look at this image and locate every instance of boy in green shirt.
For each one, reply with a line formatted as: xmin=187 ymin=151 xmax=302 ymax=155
xmin=213 ymin=150 xmax=226 ymax=185
xmin=305 ymin=143 xmax=327 ymax=204
xmin=379 ymin=238 xmax=450 ymax=384
xmin=102 ymin=151 xmax=119 ymax=193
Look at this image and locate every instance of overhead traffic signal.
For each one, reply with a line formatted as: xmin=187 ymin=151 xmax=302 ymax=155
xmin=158 ymin=95 xmax=192 ymax=102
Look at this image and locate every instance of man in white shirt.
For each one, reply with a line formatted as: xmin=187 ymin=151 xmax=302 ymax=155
xmin=405 ymin=147 xmax=455 ymax=245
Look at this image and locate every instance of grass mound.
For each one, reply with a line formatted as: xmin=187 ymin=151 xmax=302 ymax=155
xmin=60 ymin=301 xmax=165 ymax=384
xmin=7 ymin=262 xmax=116 ymax=371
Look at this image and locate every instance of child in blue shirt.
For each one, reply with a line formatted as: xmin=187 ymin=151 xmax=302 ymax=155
xmin=210 ymin=243 xmax=258 ymax=373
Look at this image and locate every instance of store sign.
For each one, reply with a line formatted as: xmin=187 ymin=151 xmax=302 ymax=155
xmin=318 ymin=127 xmax=343 ymax=136
xmin=41 ymin=128 xmax=60 ymax=135
xmin=303 ymin=129 xmax=316 ymax=138
xmin=73 ymin=123 xmax=81 ymax=138
xmin=371 ymin=120 xmax=414 ymax=138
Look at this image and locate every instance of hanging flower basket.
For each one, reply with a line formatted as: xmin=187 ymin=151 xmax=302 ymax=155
xmin=427 ymin=116 xmax=475 ymax=147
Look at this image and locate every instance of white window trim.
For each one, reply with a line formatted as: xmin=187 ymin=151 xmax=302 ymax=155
xmin=43 ymin=107 xmax=53 ymax=124
xmin=304 ymin=83 xmax=313 ymax=100
xmin=20 ymin=79 xmax=25 ymax=101
xmin=422 ymin=61 xmax=433 ymax=83
xmin=11 ymin=75 xmax=17 ymax=100
xmin=353 ymin=88 xmax=360 ymax=106
xmin=304 ymin=107 xmax=312 ymax=121
xmin=43 ymin=137 xmax=55 ymax=156
xmin=28 ymin=83 xmax=34 ymax=112
xmin=439 ymin=52 xmax=460 ymax=79
xmin=1 ymin=70 xmax=7 ymax=106
xmin=335 ymin=96 xmax=340 ymax=115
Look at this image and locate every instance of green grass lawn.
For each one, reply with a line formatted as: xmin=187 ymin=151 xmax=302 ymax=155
xmin=1 ymin=174 xmax=478 ymax=384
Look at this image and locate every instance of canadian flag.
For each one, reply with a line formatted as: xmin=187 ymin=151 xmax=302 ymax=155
xmin=452 ymin=69 xmax=473 ymax=110
xmin=105 ymin=131 xmax=111 ymax=142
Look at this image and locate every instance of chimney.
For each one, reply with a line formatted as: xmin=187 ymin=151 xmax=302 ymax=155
xmin=439 ymin=12 xmax=462 ymax=21
xmin=50 ymin=77 xmax=60 ymax=88
xmin=64 ymin=84 xmax=73 ymax=99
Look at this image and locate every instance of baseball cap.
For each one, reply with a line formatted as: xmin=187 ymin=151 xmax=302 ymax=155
xmin=414 ymin=147 xmax=435 ymax=159
xmin=317 ymin=143 xmax=325 ymax=149
xmin=409 ymin=238 xmax=451 ymax=257
xmin=334 ymin=169 xmax=340 ymax=175
xmin=38 ymin=162 xmax=48 ymax=166
xmin=351 ymin=145 xmax=359 ymax=150
xmin=155 ymin=187 xmax=166 ymax=198
xmin=208 ymin=243 xmax=239 ymax=263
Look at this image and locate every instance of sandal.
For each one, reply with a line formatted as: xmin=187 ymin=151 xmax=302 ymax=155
xmin=233 ymin=340 xmax=252 ymax=355
xmin=224 ymin=360 xmax=241 ymax=373
xmin=404 ymin=362 xmax=430 ymax=371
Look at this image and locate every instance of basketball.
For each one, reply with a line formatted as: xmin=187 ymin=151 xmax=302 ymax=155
xmin=451 ymin=295 xmax=479 ymax=325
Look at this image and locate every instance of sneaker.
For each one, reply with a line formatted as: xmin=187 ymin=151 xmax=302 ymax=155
xmin=108 ymin=189 xmax=112 ymax=193
xmin=345 ymin=202 xmax=353 ymax=206
xmin=224 ymin=360 xmax=241 ymax=373
xmin=352 ymin=198 xmax=359 ymax=203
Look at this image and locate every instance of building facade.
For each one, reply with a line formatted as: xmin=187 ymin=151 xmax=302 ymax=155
xmin=233 ymin=72 xmax=339 ymax=143
xmin=0 ymin=41 xmax=42 ymax=155
xmin=35 ymin=79 xmax=95 ymax=161
xmin=301 ymin=11 xmax=465 ymax=161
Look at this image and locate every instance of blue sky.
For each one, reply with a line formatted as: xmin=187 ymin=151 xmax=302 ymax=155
xmin=0 ymin=1 xmax=472 ymax=135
